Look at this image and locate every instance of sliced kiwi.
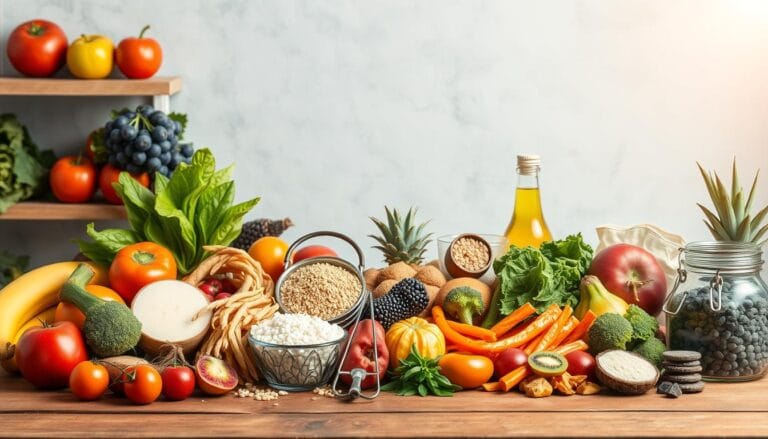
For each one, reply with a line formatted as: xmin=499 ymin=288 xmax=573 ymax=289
xmin=528 ymin=351 xmax=568 ymax=377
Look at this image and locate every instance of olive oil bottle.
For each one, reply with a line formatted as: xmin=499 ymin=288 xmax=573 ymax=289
xmin=504 ymin=154 xmax=552 ymax=249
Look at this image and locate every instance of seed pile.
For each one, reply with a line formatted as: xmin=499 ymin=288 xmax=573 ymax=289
xmin=669 ymin=283 xmax=768 ymax=379
xmin=450 ymin=237 xmax=490 ymax=272
xmin=280 ymin=263 xmax=362 ymax=320
xmin=234 ymin=384 xmax=288 ymax=401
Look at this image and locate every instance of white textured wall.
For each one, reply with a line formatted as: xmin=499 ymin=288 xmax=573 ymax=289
xmin=1 ymin=0 xmax=766 ymax=270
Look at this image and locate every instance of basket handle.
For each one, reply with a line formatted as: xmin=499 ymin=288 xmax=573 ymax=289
xmin=283 ymin=231 xmax=365 ymax=272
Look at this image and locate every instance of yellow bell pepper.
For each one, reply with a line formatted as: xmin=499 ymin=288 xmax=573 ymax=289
xmin=67 ymin=34 xmax=114 ymax=79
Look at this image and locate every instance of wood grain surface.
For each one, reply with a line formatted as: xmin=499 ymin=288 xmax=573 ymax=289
xmin=0 ymin=77 xmax=182 ymax=96
xmin=1 ymin=373 xmax=766 ymax=437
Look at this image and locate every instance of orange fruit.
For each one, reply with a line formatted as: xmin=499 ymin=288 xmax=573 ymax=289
xmin=248 ymin=237 xmax=289 ymax=281
xmin=55 ymin=285 xmax=125 ymax=329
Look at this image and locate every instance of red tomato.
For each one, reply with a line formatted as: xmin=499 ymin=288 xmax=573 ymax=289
xmin=161 ymin=366 xmax=196 ymax=401
xmin=49 ymin=156 xmax=97 ymax=203
xmin=115 ymin=25 xmax=162 ymax=79
xmin=493 ymin=347 xmax=528 ymax=378
xmin=98 ymin=164 xmax=150 ymax=205
xmin=6 ymin=19 xmax=68 ymax=77
xmin=565 ymin=351 xmax=596 ymax=377
xmin=69 ymin=361 xmax=109 ymax=401
xmin=292 ymin=245 xmax=338 ymax=263
xmin=124 ymin=365 xmax=162 ymax=405
xmin=15 ymin=321 xmax=88 ymax=389
xmin=109 ymin=242 xmax=177 ymax=304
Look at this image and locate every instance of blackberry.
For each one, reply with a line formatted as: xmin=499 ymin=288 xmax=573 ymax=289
xmin=369 ymin=278 xmax=429 ymax=329
xmin=230 ymin=217 xmax=294 ymax=250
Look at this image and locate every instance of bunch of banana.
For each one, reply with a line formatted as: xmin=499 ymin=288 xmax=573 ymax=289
xmin=0 ymin=261 xmax=108 ymax=373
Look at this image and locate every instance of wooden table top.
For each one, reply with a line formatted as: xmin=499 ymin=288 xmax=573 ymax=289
xmin=1 ymin=373 xmax=766 ymax=438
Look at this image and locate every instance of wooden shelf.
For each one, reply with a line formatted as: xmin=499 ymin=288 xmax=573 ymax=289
xmin=0 ymin=202 xmax=126 ymax=220
xmin=0 ymin=76 xmax=182 ymax=96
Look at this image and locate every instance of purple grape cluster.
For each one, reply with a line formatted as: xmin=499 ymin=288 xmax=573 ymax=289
xmin=104 ymin=104 xmax=193 ymax=178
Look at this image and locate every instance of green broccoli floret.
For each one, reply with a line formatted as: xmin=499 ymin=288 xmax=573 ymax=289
xmin=624 ymin=304 xmax=659 ymax=345
xmin=60 ymin=264 xmax=142 ymax=357
xmin=587 ymin=312 xmax=633 ymax=355
xmin=632 ymin=337 xmax=666 ymax=367
xmin=443 ymin=287 xmax=485 ymax=325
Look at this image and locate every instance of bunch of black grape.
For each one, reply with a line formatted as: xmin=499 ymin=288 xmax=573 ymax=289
xmin=104 ymin=104 xmax=194 ymax=178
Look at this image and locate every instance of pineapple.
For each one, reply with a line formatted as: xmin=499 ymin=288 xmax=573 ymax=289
xmin=369 ymin=207 xmax=433 ymax=265
xmin=697 ymin=160 xmax=768 ymax=245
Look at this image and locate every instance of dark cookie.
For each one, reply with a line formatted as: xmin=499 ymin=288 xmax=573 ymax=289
xmin=663 ymin=350 xmax=701 ymax=362
xmin=678 ymin=381 xmax=705 ymax=393
xmin=662 ymin=360 xmax=700 ymax=368
xmin=663 ymin=364 xmax=703 ymax=374
xmin=662 ymin=373 xmax=702 ymax=384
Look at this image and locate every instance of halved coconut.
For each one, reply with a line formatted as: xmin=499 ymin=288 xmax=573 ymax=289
xmin=131 ymin=280 xmax=212 ymax=356
xmin=595 ymin=350 xmax=660 ymax=395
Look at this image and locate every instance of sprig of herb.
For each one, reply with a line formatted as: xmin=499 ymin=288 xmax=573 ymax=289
xmin=380 ymin=345 xmax=461 ymax=397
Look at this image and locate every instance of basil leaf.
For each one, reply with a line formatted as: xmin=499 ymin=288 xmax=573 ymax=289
xmin=75 ymin=223 xmax=140 ymax=266
xmin=211 ymin=197 xmax=260 ymax=246
xmin=417 ymin=384 xmax=427 ymax=397
xmin=115 ymin=172 xmax=155 ymax=234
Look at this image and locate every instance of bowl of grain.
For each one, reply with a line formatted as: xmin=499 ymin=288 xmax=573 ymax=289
xmin=437 ymin=234 xmax=508 ymax=283
xmin=275 ymin=231 xmax=367 ymax=328
xmin=248 ymin=313 xmax=347 ymax=392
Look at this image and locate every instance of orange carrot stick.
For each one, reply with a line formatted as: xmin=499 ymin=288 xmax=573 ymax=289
xmin=553 ymin=340 xmax=588 ymax=356
xmin=489 ymin=303 xmax=537 ymax=337
xmin=482 ymin=382 xmax=501 ymax=392
xmin=446 ymin=320 xmax=497 ymax=342
xmin=551 ymin=316 xmax=579 ymax=348
xmin=433 ymin=305 xmax=561 ymax=355
xmin=562 ymin=310 xmax=597 ymax=345
xmin=533 ymin=305 xmax=572 ymax=352
xmin=523 ymin=330 xmax=548 ymax=355
xmin=499 ymin=365 xmax=530 ymax=392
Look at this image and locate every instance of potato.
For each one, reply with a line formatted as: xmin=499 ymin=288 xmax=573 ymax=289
xmin=414 ymin=265 xmax=447 ymax=288
xmin=375 ymin=262 xmax=417 ymax=284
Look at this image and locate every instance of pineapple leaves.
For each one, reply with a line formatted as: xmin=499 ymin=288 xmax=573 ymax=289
xmin=369 ymin=206 xmax=433 ymax=265
xmin=697 ymin=159 xmax=767 ymax=245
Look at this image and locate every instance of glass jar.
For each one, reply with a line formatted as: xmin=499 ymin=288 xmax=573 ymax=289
xmin=664 ymin=242 xmax=768 ymax=382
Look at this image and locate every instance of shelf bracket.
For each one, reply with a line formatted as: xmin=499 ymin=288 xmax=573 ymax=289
xmin=153 ymin=95 xmax=170 ymax=113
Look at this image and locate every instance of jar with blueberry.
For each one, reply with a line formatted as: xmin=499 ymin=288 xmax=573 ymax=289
xmin=664 ymin=242 xmax=768 ymax=382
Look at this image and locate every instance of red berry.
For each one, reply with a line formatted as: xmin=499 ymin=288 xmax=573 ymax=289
xmin=214 ymin=292 xmax=232 ymax=301
xmin=199 ymin=283 xmax=218 ymax=296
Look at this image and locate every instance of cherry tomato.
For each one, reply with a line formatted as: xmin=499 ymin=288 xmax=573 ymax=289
xmin=115 ymin=25 xmax=163 ymax=79
xmin=123 ymin=365 xmax=162 ymax=405
xmin=493 ymin=347 xmax=528 ymax=378
xmin=161 ymin=365 xmax=196 ymax=401
xmin=49 ymin=156 xmax=97 ymax=203
xmin=565 ymin=350 xmax=596 ymax=377
xmin=438 ymin=353 xmax=494 ymax=389
xmin=7 ymin=19 xmax=68 ymax=77
xmin=292 ymin=245 xmax=338 ymax=263
xmin=15 ymin=321 xmax=88 ymax=389
xmin=98 ymin=164 xmax=150 ymax=205
xmin=248 ymin=237 xmax=288 ymax=281
xmin=109 ymin=241 xmax=177 ymax=304
xmin=69 ymin=360 xmax=109 ymax=401
xmin=55 ymin=285 xmax=124 ymax=329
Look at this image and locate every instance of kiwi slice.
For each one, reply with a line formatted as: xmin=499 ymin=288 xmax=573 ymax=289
xmin=528 ymin=351 xmax=568 ymax=377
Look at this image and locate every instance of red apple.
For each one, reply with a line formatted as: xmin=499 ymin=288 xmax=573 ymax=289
xmin=588 ymin=244 xmax=667 ymax=316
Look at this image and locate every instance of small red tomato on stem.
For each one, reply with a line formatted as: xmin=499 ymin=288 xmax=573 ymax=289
xmin=69 ymin=360 xmax=109 ymax=401
xmin=115 ymin=25 xmax=162 ymax=79
xmin=49 ymin=156 xmax=97 ymax=203
xmin=123 ymin=365 xmax=162 ymax=405
xmin=161 ymin=365 xmax=196 ymax=401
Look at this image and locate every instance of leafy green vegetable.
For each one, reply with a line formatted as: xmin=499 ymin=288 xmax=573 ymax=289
xmin=0 ymin=114 xmax=55 ymax=213
xmin=0 ymin=250 xmax=29 ymax=288
xmin=482 ymin=234 xmax=594 ymax=327
xmin=381 ymin=345 xmax=461 ymax=397
xmin=76 ymin=149 xmax=259 ymax=274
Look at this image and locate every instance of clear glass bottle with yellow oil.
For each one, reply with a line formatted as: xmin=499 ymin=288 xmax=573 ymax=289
xmin=504 ymin=154 xmax=552 ymax=249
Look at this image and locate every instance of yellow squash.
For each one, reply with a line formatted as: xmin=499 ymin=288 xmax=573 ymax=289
xmin=385 ymin=317 xmax=446 ymax=369
xmin=0 ymin=262 xmax=108 ymax=361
